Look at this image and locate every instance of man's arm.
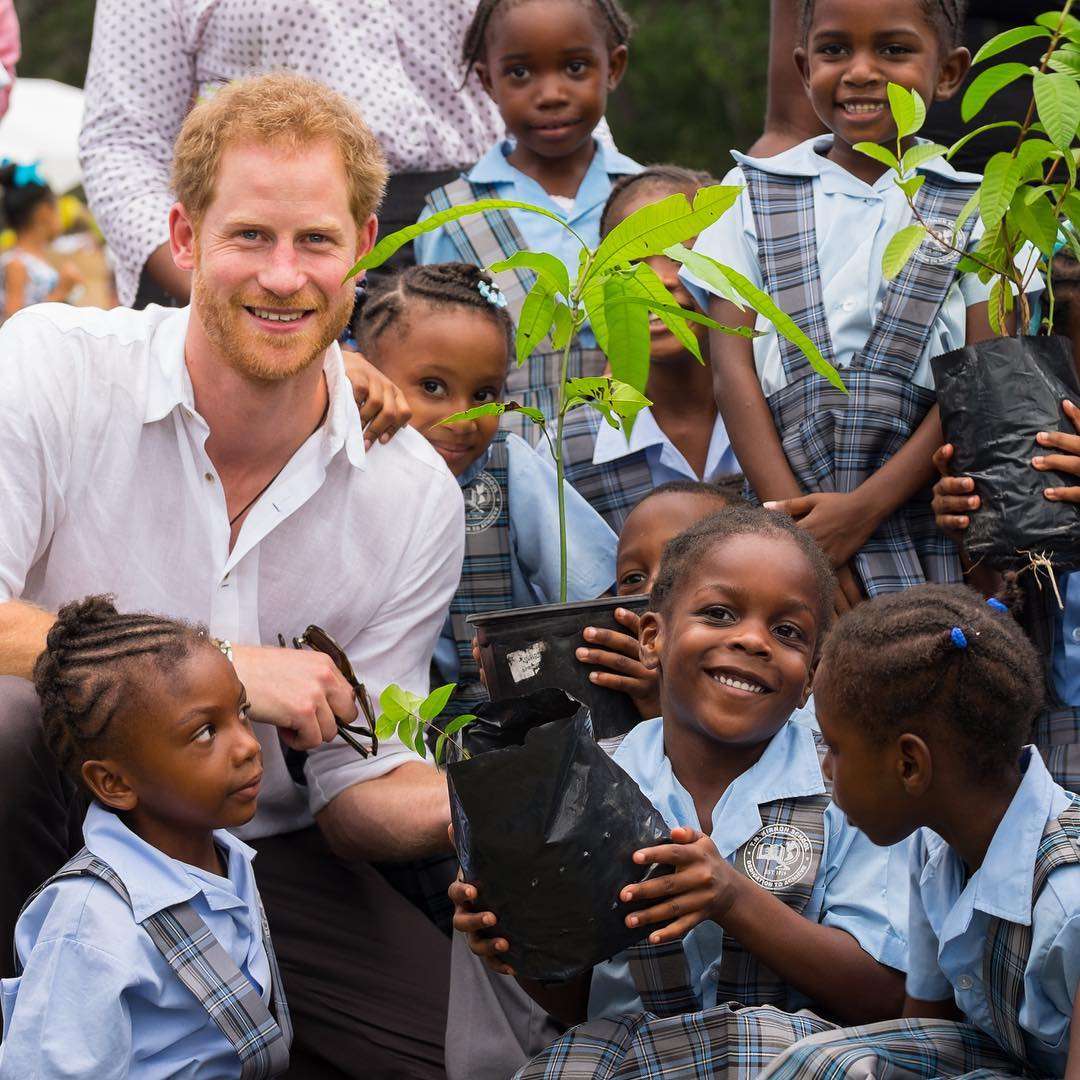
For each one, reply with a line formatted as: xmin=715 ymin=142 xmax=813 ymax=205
xmin=0 ymin=600 xmax=55 ymax=680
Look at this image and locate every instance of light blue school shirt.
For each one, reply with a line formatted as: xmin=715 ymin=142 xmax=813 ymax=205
xmin=434 ymin=431 xmax=618 ymax=681
xmin=415 ymin=137 xmax=642 ymax=350
xmin=680 ymin=135 xmax=1043 ymax=399
xmin=588 ymin=717 xmax=910 ymax=1020
xmin=906 ymin=748 xmax=1080 ymax=1077
xmin=1051 ymin=573 xmax=1080 ymax=706
xmin=0 ymin=802 xmax=272 ymax=1080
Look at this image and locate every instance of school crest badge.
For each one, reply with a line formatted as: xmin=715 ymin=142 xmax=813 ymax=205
xmin=463 ymin=471 xmax=503 ymax=534
xmin=914 ymin=218 xmax=960 ymax=267
xmin=742 ymin=824 xmax=814 ymax=890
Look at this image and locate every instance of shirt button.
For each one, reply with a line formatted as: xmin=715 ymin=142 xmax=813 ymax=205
xmin=1071 ymin=627 xmax=1080 ymax=644
xmin=204 ymin=472 xmax=214 ymax=483
xmin=842 ymin=299 xmax=856 ymax=312
xmin=956 ymin=974 xmax=974 ymax=991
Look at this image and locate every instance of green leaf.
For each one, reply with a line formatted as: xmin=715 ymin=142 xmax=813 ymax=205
xmin=516 ymin=278 xmax=558 ymax=366
xmin=489 ymin=251 xmax=571 ymax=299
xmin=987 ymin=277 xmax=1015 ymax=336
xmin=434 ymin=733 xmax=447 ymax=765
xmin=438 ymin=403 xmax=507 ymax=426
xmin=946 ymin=121 xmax=1023 ymax=162
xmin=1034 ymin=70 xmax=1080 ymax=151
xmin=961 ymin=63 xmax=1032 ymax=123
xmin=887 ymin=83 xmax=924 ymax=139
xmin=624 ymin=261 xmax=704 ymax=361
xmin=1048 ymin=45 xmax=1080 ymax=77
xmin=900 ymin=143 xmax=948 ymax=173
xmin=897 ymin=175 xmax=927 ymax=200
xmin=412 ymin=723 xmax=428 ymax=759
xmin=882 ymin=225 xmax=928 ymax=279
xmin=509 ymin=404 xmax=547 ymax=424
xmin=603 ymin=275 xmax=651 ymax=392
xmin=584 ymin=184 xmax=742 ymax=285
xmin=608 ymin=380 xmax=652 ymax=421
xmin=1016 ymin=137 xmax=1060 ymax=179
xmin=378 ymin=684 xmax=409 ymax=721
xmin=980 ymin=151 xmax=1026 ymax=229
xmin=665 ymin=243 xmax=747 ymax=310
xmin=952 ymin=189 xmax=981 ymax=243
xmin=348 ymin=198 xmax=583 ymax=277
xmin=564 ymin=376 xmax=610 ymax=402
xmin=853 ymin=141 xmax=900 ymax=172
xmin=1009 ymin=189 xmax=1060 ymax=256
xmin=1037 ymin=10 xmax=1080 ymax=42
xmin=580 ymin=279 xmax=610 ymax=352
xmin=419 ymin=684 xmax=456 ymax=722
xmin=973 ymin=24 xmax=1051 ymax=65
xmin=550 ymin=302 xmax=575 ymax=350
xmin=444 ymin=714 xmax=476 ymax=737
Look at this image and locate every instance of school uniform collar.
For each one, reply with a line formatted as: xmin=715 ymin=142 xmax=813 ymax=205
xmin=731 ymin=134 xmax=982 ymax=200
xmin=82 ymin=801 xmax=258 ymax=924
xmin=144 ymin=306 xmax=366 ymax=471
xmin=592 ymin=405 xmax=732 ymax=479
xmin=614 ymin=717 xmax=825 ymax=857
xmin=466 ymin=137 xmax=641 ymax=222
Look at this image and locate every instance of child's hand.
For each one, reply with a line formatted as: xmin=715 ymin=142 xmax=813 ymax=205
xmin=576 ymin=607 xmax=660 ymax=719
xmin=619 ymin=826 xmax=743 ymax=945
xmin=449 ymin=876 xmax=515 ymax=976
xmin=1035 ymin=399 xmax=1080 ymax=502
xmin=763 ymin=491 xmax=874 ymax=568
xmin=931 ymin=443 xmax=979 ymax=540
xmin=340 ymin=348 xmax=413 ymax=448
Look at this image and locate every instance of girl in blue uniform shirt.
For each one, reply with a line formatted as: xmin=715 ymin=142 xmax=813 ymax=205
xmin=455 ymin=507 xmax=911 ymax=1078
xmin=680 ymin=0 xmax=1041 ymax=608
xmin=762 ymin=584 xmax=1080 ymax=1079
xmin=0 ymin=596 xmax=290 ymax=1079
xmin=355 ymin=262 xmax=617 ymax=718
xmin=415 ymin=0 xmax=640 ymax=425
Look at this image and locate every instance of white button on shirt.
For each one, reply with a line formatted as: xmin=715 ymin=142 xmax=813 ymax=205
xmin=0 ymin=303 xmax=465 ymax=839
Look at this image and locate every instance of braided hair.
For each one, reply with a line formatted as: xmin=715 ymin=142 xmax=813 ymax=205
xmin=33 ymin=595 xmax=211 ymax=786
xmin=355 ymin=262 xmax=514 ymax=357
xmin=649 ymin=505 xmax=837 ymax=639
xmin=817 ymin=583 xmax=1043 ymax=781
xmin=799 ymin=0 xmax=968 ymax=47
xmin=634 ymin=476 xmax=748 ymax=512
xmin=0 ymin=163 xmax=55 ymax=232
xmin=463 ymin=0 xmax=634 ymax=81
xmin=600 ymin=164 xmax=719 ymax=238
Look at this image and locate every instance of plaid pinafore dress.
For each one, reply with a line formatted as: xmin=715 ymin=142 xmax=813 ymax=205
xmin=18 ymin=847 xmax=292 ymax=1079
xmin=742 ymin=166 xmax=979 ymax=598
xmin=437 ymin=431 xmax=514 ymax=720
xmin=513 ymin=743 xmax=843 ymax=1080
xmin=759 ymin=797 xmax=1080 ymax=1080
xmin=424 ymin=179 xmax=615 ymax=440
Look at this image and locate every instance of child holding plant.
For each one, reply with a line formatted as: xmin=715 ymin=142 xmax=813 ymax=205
xmin=0 ymin=596 xmax=290 ymax=1079
xmin=549 ymin=166 xmax=741 ymax=532
xmin=454 ymin=507 xmax=911 ymax=1078
xmin=355 ymin=262 xmax=618 ymax=718
xmin=679 ymin=0 xmax=1042 ymax=607
xmin=415 ymin=0 xmax=641 ymax=420
xmin=761 ymin=584 xmax=1079 ymax=1080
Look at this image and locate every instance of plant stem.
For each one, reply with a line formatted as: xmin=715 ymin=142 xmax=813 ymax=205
xmin=554 ymin=330 xmax=576 ymax=604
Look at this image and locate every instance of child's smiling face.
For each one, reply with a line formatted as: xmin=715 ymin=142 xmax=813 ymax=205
xmin=641 ymin=532 xmax=820 ymax=751
xmin=368 ymin=305 xmax=508 ymax=476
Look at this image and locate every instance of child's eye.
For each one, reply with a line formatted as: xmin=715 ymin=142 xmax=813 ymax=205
xmin=194 ymin=724 xmax=216 ymax=745
xmin=506 ymin=65 xmax=529 ymax=80
xmin=421 ymin=379 xmax=448 ymax=397
xmin=700 ymin=605 xmax=735 ymax=623
xmin=566 ymin=60 xmax=588 ymax=76
xmin=818 ymin=43 xmax=847 ymax=57
xmin=474 ymin=388 xmax=499 ymax=404
xmin=619 ymin=570 xmax=648 ymax=590
xmin=774 ymin=622 xmax=806 ymax=643
xmin=239 ymin=701 xmax=252 ymax=723
xmin=882 ymin=44 xmax=912 ymax=57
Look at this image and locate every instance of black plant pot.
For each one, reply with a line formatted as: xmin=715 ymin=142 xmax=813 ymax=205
xmin=467 ymin=595 xmax=650 ymax=741
xmin=932 ymin=334 xmax=1080 ymax=570
xmin=447 ymin=690 xmax=670 ymax=983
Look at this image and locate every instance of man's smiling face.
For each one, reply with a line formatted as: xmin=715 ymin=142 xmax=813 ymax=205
xmin=185 ymin=138 xmax=363 ymax=383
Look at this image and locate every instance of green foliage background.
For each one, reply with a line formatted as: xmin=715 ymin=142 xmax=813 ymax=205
xmin=12 ymin=0 xmax=769 ymax=178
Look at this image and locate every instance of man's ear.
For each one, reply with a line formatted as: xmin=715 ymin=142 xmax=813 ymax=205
xmin=475 ymin=61 xmax=496 ymax=101
xmin=638 ymin=611 xmax=663 ymax=672
xmin=607 ymin=45 xmax=629 ymax=90
xmin=934 ymin=46 xmax=971 ymax=102
xmin=354 ymin=213 xmax=379 ymax=265
xmin=896 ymin=732 xmax=933 ymax=796
xmin=81 ymin=759 xmax=138 ymax=813
xmin=169 ymin=202 xmax=197 ymax=273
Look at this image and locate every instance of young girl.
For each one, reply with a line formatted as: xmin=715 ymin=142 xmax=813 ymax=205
xmin=0 ymin=161 xmax=83 ymax=321
xmin=550 ymin=166 xmax=741 ymax=530
xmin=355 ymin=262 xmax=617 ymax=718
xmin=761 ymin=584 xmax=1078 ymax=1079
xmin=0 ymin=596 xmax=290 ymax=1079
xmin=455 ymin=507 xmax=911 ymax=1079
xmin=415 ymin=0 xmax=640 ymax=425
xmin=681 ymin=0 xmax=1039 ymax=606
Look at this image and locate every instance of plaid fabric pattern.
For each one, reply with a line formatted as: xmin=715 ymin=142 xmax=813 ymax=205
xmin=742 ymin=167 xmax=978 ymax=598
xmin=19 ymin=848 xmax=291 ymax=1079
xmin=514 ymin=1002 xmax=836 ymax=1080
xmin=560 ymin=407 xmax=656 ymax=533
xmin=758 ymin=1018 xmax=1035 ymax=1080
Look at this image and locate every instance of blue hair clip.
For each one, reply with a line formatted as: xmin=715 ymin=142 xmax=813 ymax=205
xmin=1 ymin=158 xmax=46 ymax=189
xmin=987 ymin=597 xmax=1008 ymax=613
xmin=477 ymin=279 xmax=508 ymax=309
xmin=950 ymin=627 xmax=969 ymax=650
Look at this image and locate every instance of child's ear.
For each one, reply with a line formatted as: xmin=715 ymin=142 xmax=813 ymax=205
xmin=638 ymin=611 xmax=663 ymax=671
xmin=793 ymin=46 xmax=811 ymax=93
xmin=474 ymin=61 xmax=496 ymax=101
xmin=607 ymin=45 xmax=629 ymax=90
xmin=896 ymin=732 xmax=933 ymax=796
xmin=81 ymin=759 xmax=138 ymax=813
xmin=799 ymin=658 xmax=818 ymax=709
xmin=934 ymin=46 xmax=972 ymax=103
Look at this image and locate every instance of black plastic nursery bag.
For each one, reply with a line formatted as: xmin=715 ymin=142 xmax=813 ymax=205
xmin=448 ymin=691 xmax=670 ymax=983
xmin=932 ymin=335 xmax=1080 ymax=570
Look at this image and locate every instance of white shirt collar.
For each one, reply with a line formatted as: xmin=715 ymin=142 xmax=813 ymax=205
xmin=592 ymin=405 xmax=732 ymax=480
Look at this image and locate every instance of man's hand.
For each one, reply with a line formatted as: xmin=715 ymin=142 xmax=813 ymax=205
xmin=231 ymin=644 xmax=357 ymax=750
xmin=764 ymin=490 xmax=877 ymax=568
xmin=576 ymin=607 xmax=660 ymax=720
xmin=449 ymin=875 xmax=515 ymax=976
xmin=1035 ymin=399 xmax=1080 ymax=502
xmin=340 ymin=348 xmax=412 ymax=448
xmin=619 ymin=827 xmax=743 ymax=944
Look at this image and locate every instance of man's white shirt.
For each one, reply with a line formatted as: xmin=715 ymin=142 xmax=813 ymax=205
xmin=0 ymin=303 xmax=465 ymax=838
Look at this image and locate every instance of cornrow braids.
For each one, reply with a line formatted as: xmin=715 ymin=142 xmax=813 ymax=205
xmin=356 ymin=262 xmax=514 ymax=358
xmin=462 ymin=0 xmax=634 ymax=80
xmin=33 ymin=595 xmax=210 ymax=787
xmin=634 ymin=476 xmax=748 ymax=512
xmin=818 ymin=583 xmax=1043 ymax=781
xmin=799 ymin=0 xmax=968 ymax=48
xmin=649 ymin=505 xmax=837 ymax=638
xmin=600 ymin=164 xmax=719 ymax=238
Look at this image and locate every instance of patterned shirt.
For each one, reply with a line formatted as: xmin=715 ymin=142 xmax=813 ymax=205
xmin=78 ymin=0 xmax=509 ymax=306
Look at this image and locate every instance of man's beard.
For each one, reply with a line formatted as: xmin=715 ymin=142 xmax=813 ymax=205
xmin=193 ymin=270 xmax=353 ymax=384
